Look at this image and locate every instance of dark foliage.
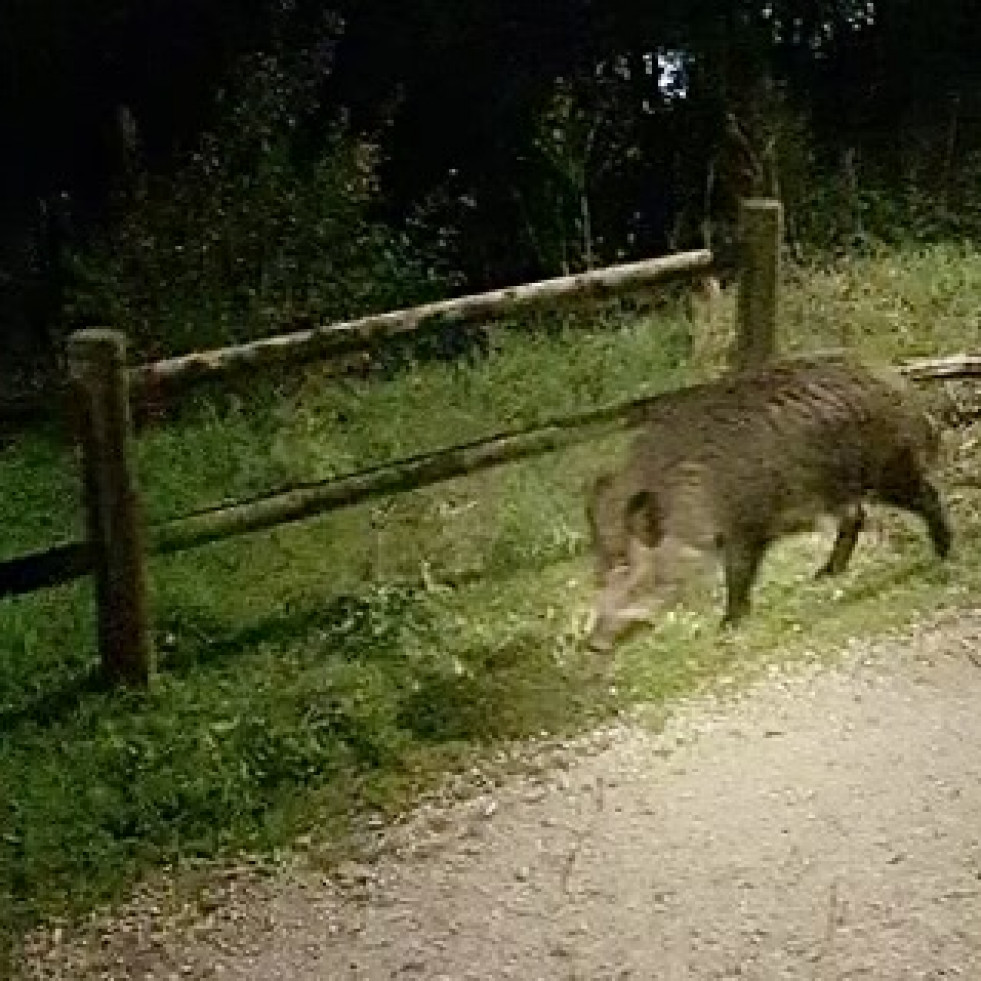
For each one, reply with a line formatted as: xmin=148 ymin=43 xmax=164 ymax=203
xmin=2 ymin=1 xmax=980 ymax=383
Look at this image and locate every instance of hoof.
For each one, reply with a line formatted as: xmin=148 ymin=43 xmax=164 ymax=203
xmin=719 ymin=611 xmax=745 ymax=631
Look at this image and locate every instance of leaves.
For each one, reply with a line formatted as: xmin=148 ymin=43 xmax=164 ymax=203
xmin=65 ymin=43 xmax=455 ymax=361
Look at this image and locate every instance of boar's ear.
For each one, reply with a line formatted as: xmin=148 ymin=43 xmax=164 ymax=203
xmin=624 ymin=489 xmax=664 ymax=547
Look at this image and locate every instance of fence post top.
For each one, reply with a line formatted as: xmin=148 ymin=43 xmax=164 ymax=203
xmin=740 ymin=198 xmax=784 ymax=213
xmin=67 ymin=328 xmax=128 ymax=363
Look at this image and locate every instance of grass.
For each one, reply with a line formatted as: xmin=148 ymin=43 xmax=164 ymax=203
xmin=2 ymin=242 xmax=981 ymax=968
xmin=781 ymin=242 xmax=981 ymax=362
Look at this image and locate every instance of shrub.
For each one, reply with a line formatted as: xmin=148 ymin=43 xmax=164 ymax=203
xmin=66 ymin=45 xmax=459 ymax=360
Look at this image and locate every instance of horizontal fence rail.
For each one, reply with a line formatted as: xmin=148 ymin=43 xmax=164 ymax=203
xmin=0 ymin=383 xmax=684 ymax=598
xmin=128 ymin=250 xmax=714 ymax=398
xmin=148 ymin=390 xmax=673 ymax=556
xmin=897 ymin=353 xmax=981 ymax=382
xmin=0 ymin=251 xmax=713 ymax=432
xmin=0 ymin=542 xmax=94 ymax=597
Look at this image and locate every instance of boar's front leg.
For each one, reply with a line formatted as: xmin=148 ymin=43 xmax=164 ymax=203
xmin=720 ymin=533 xmax=769 ymax=628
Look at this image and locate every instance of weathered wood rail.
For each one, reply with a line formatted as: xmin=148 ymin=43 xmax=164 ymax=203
xmin=0 ymin=386 xmax=684 ymax=592
xmin=127 ymin=249 xmax=714 ymax=398
xmin=2 ymin=198 xmax=978 ymax=687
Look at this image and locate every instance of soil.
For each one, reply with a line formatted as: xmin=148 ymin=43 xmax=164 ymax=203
xmin=18 ymin=607 xmax=981 ymax=980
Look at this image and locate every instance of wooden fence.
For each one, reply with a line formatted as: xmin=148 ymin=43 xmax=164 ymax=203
xmin=2 ymin=198 xmax=980 ymax=686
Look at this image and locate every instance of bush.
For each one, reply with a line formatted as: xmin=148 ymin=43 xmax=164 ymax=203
xmin=66 ymin=45 xmax=460 ymax=360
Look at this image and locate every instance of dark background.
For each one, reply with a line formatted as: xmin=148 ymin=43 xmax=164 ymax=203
xmin=2 ymin=1 xmax=979 ymax=382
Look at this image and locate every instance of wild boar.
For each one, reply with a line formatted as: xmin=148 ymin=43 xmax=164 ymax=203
xmin=585 ymin=354 xmax=951 ymax=651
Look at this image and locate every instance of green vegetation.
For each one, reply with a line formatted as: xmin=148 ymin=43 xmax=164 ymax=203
xmin=2 ymin=246 xmax=980 ymax=966
xmin=65 ymin=47 xmax=461 ymax=360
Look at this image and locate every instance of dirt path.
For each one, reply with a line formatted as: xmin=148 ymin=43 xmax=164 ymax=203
xmin=21 ymin=609 xmax=981 ymax=980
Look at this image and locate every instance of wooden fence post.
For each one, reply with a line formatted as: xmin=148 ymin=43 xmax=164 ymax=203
xmin=731 ymin=197 xmax=783 ymax=370
xmin=68 ymin=329 xmax=153 ymax=686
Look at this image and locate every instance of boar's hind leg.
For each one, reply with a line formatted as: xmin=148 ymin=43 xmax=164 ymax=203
xmin=720 ymin=535 xmax=769 ymax=628
xmin=881 ymin=475 xmax=952 ymax=559
xmin=815 ymin=501 xmax=866 ymax=579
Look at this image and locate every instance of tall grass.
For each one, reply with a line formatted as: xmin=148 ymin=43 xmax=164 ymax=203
xmin=2 ymin=245 xmax=980 ymax=967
